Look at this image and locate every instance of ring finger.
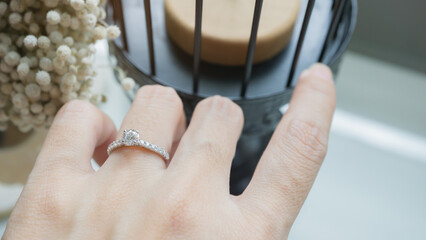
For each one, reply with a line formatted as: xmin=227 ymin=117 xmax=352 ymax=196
xmin=102 ymin=85 xmax=186 ymax=176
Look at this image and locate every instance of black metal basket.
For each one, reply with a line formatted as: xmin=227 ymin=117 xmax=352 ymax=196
xmin=108 ymin=0 xmax=357 ymax=194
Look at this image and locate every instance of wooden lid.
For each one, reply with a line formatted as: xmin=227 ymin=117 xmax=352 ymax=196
xmin=165 ymin=0 xmax=300 ymax=66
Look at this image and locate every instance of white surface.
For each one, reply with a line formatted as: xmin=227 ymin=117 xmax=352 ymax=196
xmin=335 ymin=52 xmax=426 ymax=137
xmin=289 ymin=132 xmax=426 ymax=240
xmin=0 ymin=183 xmax=23 ymax=217
xmin=332 ymin=109 xmax=426 ymax=163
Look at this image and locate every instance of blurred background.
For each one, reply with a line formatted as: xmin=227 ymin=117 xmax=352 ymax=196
xmin=1 ymin=0 xmax=426 ymax=239
xmin=290 ymin=0 xmax=426 ymax=239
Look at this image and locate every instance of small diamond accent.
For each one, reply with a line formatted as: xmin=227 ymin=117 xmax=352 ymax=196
xmin=107 ymin=129 xmax=170 ymax=162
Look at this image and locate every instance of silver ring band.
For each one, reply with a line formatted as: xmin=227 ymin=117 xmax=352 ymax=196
xmin=107 ymin=129 xmax=169 ymax=162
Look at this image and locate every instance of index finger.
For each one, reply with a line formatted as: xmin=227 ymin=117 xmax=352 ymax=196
xmin=34 ymin=100 xmax=116 ymax=177
xmin=239 ymin=64 xmax=336 ymax=229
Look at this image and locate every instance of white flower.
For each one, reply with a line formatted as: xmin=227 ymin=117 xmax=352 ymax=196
xmin=35 ymin=70 xmax=51 ymax=86
xmin=12 ymin=93 xmax=29 ymax=109
xmin=86 ymin=0 xmax=100 ymax=10
xmin=63 ymin=36 xmax=74 ymax=46
xmin=107 ymin=26 xmax=121 ymax=39
xmin=17 ymin=63 xmax=30 ymax=78
xmin=56 ymin=45 xmax=72 ymax=61
xmin=70 ymin=0 xmax=85 ymax=11
xmin=0 ymin=2 xmax=8 ymax=16
xmin=23 ymin=11 xmax=33 ymax=24
xmin=8 ymin=12 xmax=22 ymax=25
xmin=70 ymin=17 xmax=80 ymax=30
xmin=37 ymin=36 xmax=51 ymax=49
xmin=44 ymin=102 xmax=57 ymax=116
xmin=49 ymin=31 xmax=63 ymax=44
xmin=61 ymin=73 xmax=77 ymax=86
xmin=83 ymin=13 xmax=97 ymax=28
xmin=29 ymin=23 xmax=40 ymax=34
xmin=49 ymin=86 xmax=61 ymax=98
xmin=5 ymin=51 xmax=21 ymax=66
xmin=46 ymin=10 xmax=61 ymax=25
xmin=121 ymin=77 xmax=136 ymax=91
xmin=19 ymin=57 xmax=32 ymax=66
xmin=60 ymin=13 xmax=71 ymax=28
xmin=93 ymin=26 xmax=106 ymax=40
xmin=10 ymin=0 xmax=25 ymax=12
xmin=39 ymin=57 xmax=54 ymax=72
xmin=98 ymin=8 xmax=106 ymax=20
xmin=24 ymin=35 xmax=38 ymax=49
xmin=40 ymin=84 xmax=52 ymax=92
xmin=25 ymin=83 xmax=42 ymax=99
xmin=0 ymin=0 xmax=121 ymax=132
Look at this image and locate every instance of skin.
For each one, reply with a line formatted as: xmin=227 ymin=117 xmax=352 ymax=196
xmin=3 ymin=63 xmax=336 ymax=240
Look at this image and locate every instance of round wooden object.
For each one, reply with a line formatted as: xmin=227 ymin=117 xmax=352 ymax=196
xmin=165 ymin=0 xmax=300 ymax=66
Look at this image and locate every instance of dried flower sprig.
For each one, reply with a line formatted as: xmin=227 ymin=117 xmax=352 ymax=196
xmin=0 ymin=0 xmax=123 ymax=132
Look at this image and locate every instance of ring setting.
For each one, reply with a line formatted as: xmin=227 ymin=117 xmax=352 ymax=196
xmin=107 ymin=129 xmax=170 ymax=162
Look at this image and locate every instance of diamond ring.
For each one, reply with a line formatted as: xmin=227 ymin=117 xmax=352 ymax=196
xmin=107 ymin=129 xmax=170 ymax=162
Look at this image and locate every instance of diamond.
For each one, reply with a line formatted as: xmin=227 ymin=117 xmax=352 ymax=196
xmin=122 ymin=129 xmax=140 ymax=146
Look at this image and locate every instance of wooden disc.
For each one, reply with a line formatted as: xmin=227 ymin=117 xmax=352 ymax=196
xmin=165 ymin=0 xmax=300 ymax=66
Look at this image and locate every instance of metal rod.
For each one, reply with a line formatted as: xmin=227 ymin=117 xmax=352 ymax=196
xmin=144 ymin=0 xmax=156 ymax=76
xmin=319 ymin=0 xmax=346 ymax=62
xmin=192 ymin=0 xmax=203 ymax=94
xmin=110 ymin=0 xmax=118 ymax=22
xmin=112 ymin=0 xmax=129 ymax=51
xmin=241 ymin=0 xmax=264 ymax=98
xmin=286 ymin=0 xmax=316 ymax=89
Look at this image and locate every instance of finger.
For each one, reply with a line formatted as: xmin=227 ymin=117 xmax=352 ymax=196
xmin=105 ymin=85 xmax=186 ymax=172
xmin=240 ymin=64 xmax=336 ymax=227
xmin=93 ymin=131 xmax=117 ymax=166
xmin=34 ymin=100 xmax=117 ymax=176
xmin=166 ymin=96 xmax=244 ymax=191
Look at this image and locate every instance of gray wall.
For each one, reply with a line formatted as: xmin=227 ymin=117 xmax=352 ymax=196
xmin=349 ymin=0 xmax=426 ymax=74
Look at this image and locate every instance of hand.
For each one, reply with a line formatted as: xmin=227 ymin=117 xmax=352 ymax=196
xmin=3 ymin=64 xmax=336 ymax=239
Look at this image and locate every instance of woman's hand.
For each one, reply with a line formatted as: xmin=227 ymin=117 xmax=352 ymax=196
xmin=3 ymin=64 xmax=336 ymax=239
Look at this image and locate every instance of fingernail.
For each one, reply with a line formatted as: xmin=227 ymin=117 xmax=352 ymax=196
xmin=308 ymin=63 xmax=333 ymax=82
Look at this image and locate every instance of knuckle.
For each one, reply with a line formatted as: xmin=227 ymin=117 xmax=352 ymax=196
xmin=136 ymin=85 xmax=183 ymax=110
xmin=209 ymin=95 xmax=234 ymax=107
xmin=35 ymin=185 xmax=70 ymax=220
xmin=199 ymin=95 xmax=244 ymax=123
xmin=56 ymin=99 xmax=96 ymax=120
xmin=195 ymin=138 xmax=225 ymax=161
xmin=285 ymin=119 xmax=328 ymax=167
xmin=162 ymin=190 xmax=196 ymax=233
